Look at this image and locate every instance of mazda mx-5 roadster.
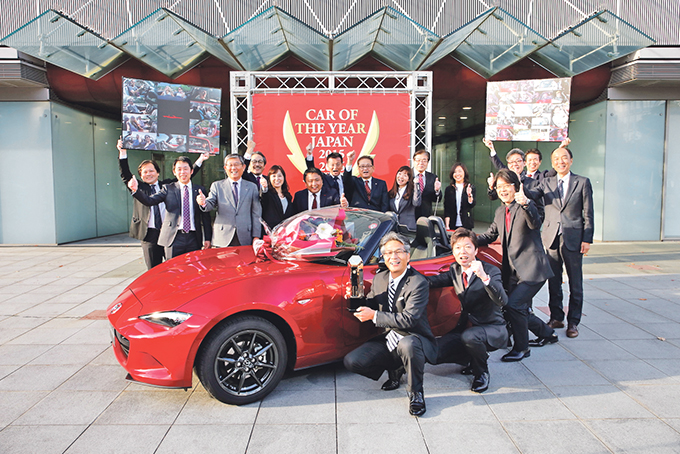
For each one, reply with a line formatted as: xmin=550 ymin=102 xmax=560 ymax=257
xmin=108 ymin=206 xmax=501 ymax=405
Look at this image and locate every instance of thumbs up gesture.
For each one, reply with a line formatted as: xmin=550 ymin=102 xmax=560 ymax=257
xmin=306 ymin=142 xmax=314 ymax=158
xmin=197 ymin=189 xmax=206 ymax=207
xmin=466 ymin=184 xmax=473 ymax=198
xmin=340 ymin=193 xmax=349 ymax=208
xmin=434 ymin=177 xmax=441 ymax=192
xmin=487 ymin=172 xmax=494 ymax=189
xmin=514 ymin=183 xmax=528 ymax=206
xmin=128 ymin=175 xmax=138 ymax=193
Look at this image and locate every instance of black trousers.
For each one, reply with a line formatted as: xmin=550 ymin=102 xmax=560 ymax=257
xmin=435 ymin=325 xmax=505 ymax=376
xmin=505 ymin=279 xmax=554 ymax=352
xmin=165 ymin=231 xmax=200 ymax=259
xmin=141 ymin=228 xmax=164 ymax=270
xmin=547 ymin=234 xmax=585 ymax=325
xmin=344 ymin=334 xmax=425 ymax=393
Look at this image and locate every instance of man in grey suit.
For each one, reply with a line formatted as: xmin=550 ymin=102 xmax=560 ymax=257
xmin=197 ymin=154 xmax=262 ymax=248
xmin=525 ymin=146 xmax=594 ymax=338
xmin=343 ymin=232 xmax=437 ymax=416
xmin=427 ymin=228 xmax=508 ymax=393
xmin=128 ymin=156 xmax=212 ymax=259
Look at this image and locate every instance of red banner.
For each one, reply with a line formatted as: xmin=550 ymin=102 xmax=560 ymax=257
xmin=252 ymin=93 xmax=411 ymax=194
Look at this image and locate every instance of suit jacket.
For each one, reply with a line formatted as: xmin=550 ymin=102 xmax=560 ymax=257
xmin=487 ymin=173 xmax=544 ymax=222
xmin=260 ymin=189 xmax=292 ymax=231
xmin=477 ymin=201 xmax=553 ymax=284
xmin=389 ymin=188 xmax=421 ymax=231
xmin=202 ymin=178 xmax=262 ymax=247
xmin=413 ymin=170 xmax=442 ymax=218
xmin=526 ymin=168 xmax=556 ymax=182
xmin=305 ymin=156 xmax=345 ymax=195
xmin=133 ymin=182 xmax=212 ymax=248
xmin=119 ymin=158 xmax=201 ymax=241
xmin=343 ymin=173 xmax=389 ymax=212
xmin=290 ymin=187 xmax=340 ymax=215
xmin=443 ymin=183 xmax=476 ymax=229
xmin=427 ymin=262 xmax=508 ymax=350
xmin=365 ymin=267 xmax=437 ymax=363
xmin=526 ymin=173 xmax=594 ymax=252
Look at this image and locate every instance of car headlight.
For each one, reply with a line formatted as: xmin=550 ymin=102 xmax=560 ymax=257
xmin=139 ymin=311 xmax=192 ymax=327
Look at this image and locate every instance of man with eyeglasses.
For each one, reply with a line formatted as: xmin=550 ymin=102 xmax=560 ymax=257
xmin=412 ymin=149 xmax=442 ymax=218
xmin=243 ymin=140 xmax=269 ymax=194
xmin=343 ymin=150 xmax=389 ymax=212
xmin=343 ymin=232 xmax=437 ymax=416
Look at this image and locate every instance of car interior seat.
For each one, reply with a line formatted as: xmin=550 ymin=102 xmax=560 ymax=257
xmin=410 ymin=217 xmax=435 ymax=260
xmin=428 ymin=216 xmax=451 ymax=256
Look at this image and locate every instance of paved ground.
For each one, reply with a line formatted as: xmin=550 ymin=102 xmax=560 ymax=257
xmin=1 ymin=239 xmax=680 ymax=453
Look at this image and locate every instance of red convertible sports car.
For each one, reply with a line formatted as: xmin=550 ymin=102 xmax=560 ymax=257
xmin=108 ymin=207 xmax=501 ymax=405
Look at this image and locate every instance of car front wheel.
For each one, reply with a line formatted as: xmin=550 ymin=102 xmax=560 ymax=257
xmin=196 ymin=315 xmax=288 ymax=405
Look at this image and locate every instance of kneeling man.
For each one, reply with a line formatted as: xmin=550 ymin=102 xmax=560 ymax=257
xmin=343 ymin=232 xmax=437 ymax=416
xmin=428 ymin=228 xmax=508 ymax=393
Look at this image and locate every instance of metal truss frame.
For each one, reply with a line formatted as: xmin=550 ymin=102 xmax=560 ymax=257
xmin=230 ymin=71 xmax=432 ymax=164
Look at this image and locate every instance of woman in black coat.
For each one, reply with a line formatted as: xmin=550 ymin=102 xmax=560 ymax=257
xmin=444 ymin=162 xmax=476 ymax=230
xmin=388 ymin=166 xmax=421 ymax=230
xmin=260 ymin=165 xmax=293 ymax=232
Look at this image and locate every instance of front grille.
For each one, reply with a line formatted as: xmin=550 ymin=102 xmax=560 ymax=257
xmin=114 ymin=329 xmax=130 ymax=357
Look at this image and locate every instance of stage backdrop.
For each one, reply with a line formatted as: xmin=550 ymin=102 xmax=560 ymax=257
xmin=252 ymin=93 xmax=411 ymax=194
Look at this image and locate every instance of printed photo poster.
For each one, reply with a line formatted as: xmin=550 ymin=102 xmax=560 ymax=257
xmin=485 ymin=77 xmax=571 ymax=142
xmin=252 ymin=93 xmax=411 ymax=194
xmin=121 ymin=77 xmax=222 ymax=154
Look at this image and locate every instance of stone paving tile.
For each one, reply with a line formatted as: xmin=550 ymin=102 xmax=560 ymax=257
xmin=552 ymin=385 xmax=656 ymax=419
xmin=0 ymin=424 xmax=88 ymax=454
xmin=0 ymin=344 xmax=53 ymax=366
xmin=482 ymin=387 xmax=576 ymax=421
xmin=174 ymin=390 xmax=260 ymax=425
xmin=420 ymin=420 xmax=520 ymax=454
xmin=28 ymin=344 xmax=108 ymax=366
xmin=252 ymin=424 xmax=336 ymax=454
xmin=58 ymin=364 xmax=130 ymax=392
xmin=560 ymin=339 xmax=638 ymax=361
xmin=276 ymin=362 xmax=337 ymax=390
xmin=0 ymin=364 xmax=82 ymax=391
xmin=6 ymin=327 xmax=83 ymax=345
xmin=12 ymin=390 xmax=121 ymax=425
xmin=0 ymin=391 xmax=50 ymax=429
xmin=523 ymin=360 xmax=610 ymax=387
xmin=584 ymin=419 xmax=680 ymax=454
xmin=95 ymin=389 xmax=191 ymax=425
xmin=64 ymin=424 xmax=169 ymax=454
xmin=636 ymin=322 xmax=680 ymax=339
xmin=502 ymin=420 xmax=610 ymax=454
xmin=620 ymin=384 xmax=680 ymax=418
xmin=336 ymin=389 xmax=416 ymax=425
xmin=612 ymin=338 xmax=680 ymax=360
xmin=338 ymin=422 xmax=427 ymax=454
xmin=156 ymin=424 xmax=253 ymax=454
xmin=256 ymin=388 xmax=336 ymax=425
xmin=0 ymin=365 xmax=20 ymax=381
xmin=581 ymin=322 xmax=657 ymax=340
xmin=587 ymin=359 xmax=679 ymax=385
xmin=416 ymin=390 xmax=498 ymax=422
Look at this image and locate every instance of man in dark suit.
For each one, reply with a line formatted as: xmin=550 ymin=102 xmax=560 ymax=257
xmin=290 ymin=168 xmax=346 ymax=215
xmin=525 ymin=149 xmax=556 ymax=181
xmin=305 ymin=144 xmax=346 ymax=196
xmin=117 ymin=139 xmax=208 ymax=269
xmin=477 ymin=169 xmax=556 ymax=362
xmin=343 ymin=151 xmax=389 ymax=212
xmin=243 ymin=140 xmax=268 ymax=194
xmin=525 ymin=146 xmax=594 ymax=338
xmin=412 ymin=149 xmax=442 ymax=218
xmin=344 ymin=232 xmax=437 ymax=416
xmin=128 ymin=156 xmax=212 ymax=259
xmin=428 ymin=228 xmax=508 ymax=393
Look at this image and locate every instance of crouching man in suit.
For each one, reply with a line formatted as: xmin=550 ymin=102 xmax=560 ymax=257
xmin=427 ymin=228 xmax=508 ymax=393
xmin=343 ymin=232 xmax=437 ymax=416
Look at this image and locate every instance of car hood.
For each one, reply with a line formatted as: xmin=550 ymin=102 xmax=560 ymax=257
xmin=126 ymin=246 xmax=300 ymax=313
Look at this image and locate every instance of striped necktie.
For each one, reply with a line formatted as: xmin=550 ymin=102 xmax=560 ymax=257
xmin=385 ymin=280 xmax=402 ymax=351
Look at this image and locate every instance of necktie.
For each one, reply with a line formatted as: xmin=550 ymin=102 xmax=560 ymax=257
xmin=462 ymin=272 xmax=469 ymax=289
xmin=256 ymin=175 xmax=261 ymax=188
xmin=152 ymin=184 xmax=162 ymax=229
xmin=312 ymin=194 xmax=318 ymax=209
xmin=232 ymin=181 xmax=239 ymax=206
xmin=557 ymin=179 xmax=564 ymax=202
xmin=332 ymin=176 xmax=339 ymax=191
xmin=182 ymin=185 xmax=191 ymax=233
xmin=418 ymin=173 xmax=424 ymax=193
xmin=385 ymin=280 xmax=402 ymax=351
xmin=364 ymin=180 xmax=371 ymax=200
xmin=505 ymin=206 xmax=511 ymax=233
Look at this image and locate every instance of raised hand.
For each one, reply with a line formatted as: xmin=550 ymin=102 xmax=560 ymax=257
xmin=560 ymin=137 xmax=571 ymax=148
xmin=466 ymin=184 xmax=473 ymax=197
xmin=196 ymin=188 xmax=206 ymax=207
xmin=117 ymin=138 xmax=127 ymax=158
xmin=306 ymin=142 xmax=314 ymax=158
xmin=487 ymin=172 xmax=494 ymax=189
xmin=514 ymin=183 xmax=528 ymax=206
xmin=434 ymin=177 xmax=442 ymax=192
xmin=346 ymin=150 xmax=356 ymax=165
xmin=196 ymin=151 xmax=210 ymax=164
xmin=482 ymin=137 xmax=495 ymax=152
xmin=468 ymin=260 xmax=488 ymax=281
xmin=128 ymin=175 xmax=138 ymax=192
xmin=246 ymin=140 xmax=256 ymax=153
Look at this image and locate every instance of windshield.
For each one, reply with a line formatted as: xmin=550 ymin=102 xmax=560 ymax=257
xmin=269 ymin=207 xmax=393 ymax=262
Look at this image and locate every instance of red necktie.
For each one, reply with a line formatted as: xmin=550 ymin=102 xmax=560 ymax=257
xmin=505 ymin=206 xmax=511 ymax=232
xmin=364 ymin=180 xmax=371 ymax=200
xmin=312 ymin=194 xmax=317 ymax=209
xmin=418 ymin=173 xmax=424 ymax=193
xmin=462 ymin=272 xmax=468 ymax=289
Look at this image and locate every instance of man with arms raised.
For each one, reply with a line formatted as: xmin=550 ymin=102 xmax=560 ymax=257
xmin=305 ymin=144 xmax=346 ymax=196
xmin=343 ymin=232 xmax=437 ymax=416
xmin=343 ymin=150 xmax=389 ymax=212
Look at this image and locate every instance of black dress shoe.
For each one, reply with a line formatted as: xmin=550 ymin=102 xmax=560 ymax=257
xmin=471 ymin=372 xmax=490 ymax=393
xmin=547 ymin=319 xmax=565 ymax=329
xmin=408 ymin=391 xmax=426 ymax=416
xmin=461 ymin=365 xmax=474 ymax=375
xmin=528 ymin=334 xmax=559 ymax=347
xmin=381 ymin=367 xmax=404 ymax=391
xmin=501 ymin=349 xmax=531 ymax=362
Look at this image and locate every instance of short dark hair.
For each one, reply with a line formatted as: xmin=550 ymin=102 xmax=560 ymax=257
xmin=173 ymin=156 xmax=193 ymax=169
xmin=303 ymin=167 xmax=323 ymax=182
xmin=413 ymin=149 xmax=430 ymax=161
xmin=326 ymin=152 xmax=343 ymax=163
xmin=138 ymin=160 xmax=160 ymax=175
xmin=506 ymin=148 xmax=525 ymax=161
xmin=450 ymin=228 xmax=478 ymax=249
xmin=525 ymin=148 xmax=542 ymax=161
xmin=494 ymin=168 xmax=521 ymax=191
xmin=224 ymin=154 xmax=245 ymax=166
xmin=251 ymin=151 xmax=267 ymax=165
xmin=379 ymin=232 xmax=411 ymax=254
xmin=357 ymin=155 xmax=374 ymax=166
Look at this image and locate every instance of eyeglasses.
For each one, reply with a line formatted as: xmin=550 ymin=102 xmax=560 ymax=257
xmin=358 ymin=165 xmax=373 ymax=169
xmin=414 ymin=159 xmax=429 ymax=164
xmin=250 ymin=159 xmax=265 ymax=164
xmin=383 ymin=249 xmax=407 ymax=257
xmin=507 ymin=159 xmax=524 ymax=165
xmin=496 ymin=183 xmax=515 ymax=191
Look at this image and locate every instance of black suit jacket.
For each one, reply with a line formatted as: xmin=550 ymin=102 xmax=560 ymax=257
xmin=443 ymin=183 xmax=476 ymax=229
xmin=343 ymin=173 xmax=389 ymax=212
xmin=477 ymin=201 xmax=553 ymax=284
xmin=305 ymin=156 xmax=345 ymax=195
xmin=133 ymin=182 xmax=212 ymax=248
xmin=290 ymin=187 xmax=340 ymax=215
xmin=414 ymin=170 xmax=442 ymax=218
xmin=365 ymin=267 xmax=437 ymax=363
xmin=389 ymin=188 xmax=421 ymax=231
xmin=428 ymin=261 xmax=508 ymax=350
xmin=526 ymin=173 xmax=594 ymax=252
xmin=260 ymin=189 xmax=293 ymax=231
xmin=487 ymin=173 xmax=544 ymax=222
